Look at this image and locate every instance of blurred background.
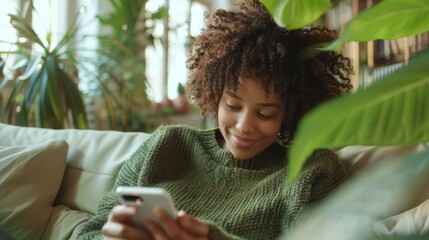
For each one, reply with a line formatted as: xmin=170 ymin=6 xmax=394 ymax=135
xmin=0 ymin=0 xmax=428 ymax=132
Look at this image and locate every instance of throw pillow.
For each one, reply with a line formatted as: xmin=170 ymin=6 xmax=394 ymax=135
xmin=0 ymin=139 xmax=68 ymax=240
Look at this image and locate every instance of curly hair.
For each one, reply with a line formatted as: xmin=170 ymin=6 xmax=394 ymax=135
xmin=185 ymin=0 xmax=353 ymax=144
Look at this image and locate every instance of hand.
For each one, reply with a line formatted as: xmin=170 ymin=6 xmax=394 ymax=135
xmin=102 ymin=205 xmax=154 ymax=240
xmin=145 ymin=207 xmax=209 ymax=240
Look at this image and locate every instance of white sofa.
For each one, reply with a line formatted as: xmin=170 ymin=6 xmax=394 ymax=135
xmin=0 ymin=123 xmax=150 ymax=240
xmin=0 ymin=122 xmax=428 ymax=240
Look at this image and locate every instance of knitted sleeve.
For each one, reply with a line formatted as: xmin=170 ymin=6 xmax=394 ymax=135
xmin=206 ymin=221 xmax=250 ymax=240
xmin=76 ymin=130 xmax=164 ymax=240
xmin=303 ymin=149 xmax=346 ymax=202
xmin=285 ymin=148 xmax=346 ymax=230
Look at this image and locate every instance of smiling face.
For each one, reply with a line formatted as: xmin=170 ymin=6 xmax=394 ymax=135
xmin=217 ymin=76 xmax=285 ymax=160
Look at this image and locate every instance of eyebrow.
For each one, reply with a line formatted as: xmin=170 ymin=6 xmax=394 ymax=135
xmin=225 ymin=90 xmax=281 ymax=109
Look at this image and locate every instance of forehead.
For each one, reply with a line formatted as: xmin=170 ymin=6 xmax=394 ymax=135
xmin=226 ymin=75 xmax=281 ymax=103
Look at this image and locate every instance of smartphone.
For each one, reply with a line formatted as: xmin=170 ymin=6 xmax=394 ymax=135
xmin=116 ymin=186 xmax=178 ymax=228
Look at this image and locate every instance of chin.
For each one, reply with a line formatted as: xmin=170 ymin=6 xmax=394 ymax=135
xmin=231 ymin=150 xmax=256 ymax=160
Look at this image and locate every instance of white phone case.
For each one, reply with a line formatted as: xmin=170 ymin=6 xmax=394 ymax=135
xmin=116 ymin=186 xmax=178 ymax=228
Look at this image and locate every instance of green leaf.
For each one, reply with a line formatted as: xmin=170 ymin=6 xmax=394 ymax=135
xmin=282 ymin=149 xmax=429 ymax=240
xmin=58 ymin=68 xmax=88 ymax=129
xmin=45 ymin=56 xmax=64 ymax=122
xmin=16 ymin=52 xmax=43 ymax=80
xmin=8 ymin=14 xmax=46 ymax=51
xmin=38 ymin=66 xmax=49 ymax=126
xmin=150 ymin=6 xmax=168 ymax=20
xmin=260 ymin=0 xmax=331 ymax=30
xmin=322 ymin=0 xmax=429 ymax=51
xmin=22 ymin=67 xmax=43 ymax=115
xmin=288 ymin=50 xmax=429 ymax=181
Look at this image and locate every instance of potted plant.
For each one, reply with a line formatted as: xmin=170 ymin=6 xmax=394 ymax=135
xmin=260 ymin=0 xmax=429 ymax=238
xmin=0 ymin=4 xmax=88 ymax=129
xmin=89 ymin=0 xmax=167 ymax=132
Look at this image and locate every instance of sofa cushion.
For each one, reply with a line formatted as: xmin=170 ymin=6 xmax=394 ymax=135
xmin=374 ymin=199 xmax=429 ymax=237
xmin=0 ymin=139 xmax=68 ymax=240
xmin=336 ymin=144 xmax=429 ymax=209
xmin=336 ymin=144 xmax=429 ymax=238
xmin=41 ymin=205 xmax=92 ymax=240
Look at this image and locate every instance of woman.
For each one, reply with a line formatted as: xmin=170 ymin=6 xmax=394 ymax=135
xmin=77 ymin=0 xmax=353 ymax=239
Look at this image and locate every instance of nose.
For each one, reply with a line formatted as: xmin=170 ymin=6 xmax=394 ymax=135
xmin=236 ymin=111 xmax=256 ymax=134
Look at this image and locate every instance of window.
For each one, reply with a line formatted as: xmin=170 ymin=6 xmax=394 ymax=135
xmin=0 ymin=0 xmax=19 ymax=73
xmin=145 ymin=0 xmax=209 ymax=102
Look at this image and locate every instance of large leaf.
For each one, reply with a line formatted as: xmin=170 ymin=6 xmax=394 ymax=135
xmin=282 ymin=149 xmax=429 ymax=240
xmin=288 ymin=50 xmax=429 ymax=181
xmin=260 ymin=0 xmax=331 ymax=30
xmin=322 ymin=0 xmax=429 ymax=51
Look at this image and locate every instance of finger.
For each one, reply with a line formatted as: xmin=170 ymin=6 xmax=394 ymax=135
xmin=108 ymin=205 xmax=137 ymax=225
xmin=102 ymin=221 xmax=154 ymax=240
xmin=177 ymin=211 xmax=209 ymax=236
xmin=153 ymin=206 xmax=184 ymax=239
xmin=145 ymin=220 xmax=169 ymax=240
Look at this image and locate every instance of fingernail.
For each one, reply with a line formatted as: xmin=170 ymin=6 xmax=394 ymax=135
xmin=153 ymin=206 xmax=163 ymax=216
xmin=177 ymin=210 xmax=186 ymax=216
xmin=127 ymin=206 xmax=137 ymax=214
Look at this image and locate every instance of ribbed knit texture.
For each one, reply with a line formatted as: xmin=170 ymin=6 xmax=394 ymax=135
xmin=77 ymin=125 xmax=345 ymax=240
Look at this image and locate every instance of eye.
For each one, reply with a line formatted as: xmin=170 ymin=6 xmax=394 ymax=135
xmin=226 ymin=103 xmax=240 ymax=111
xmin=257 ymin=112 xmax=274 ymax=120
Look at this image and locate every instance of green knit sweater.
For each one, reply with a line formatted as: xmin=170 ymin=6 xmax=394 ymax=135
xmin=77 ymin=125 xmax=345 ymax=240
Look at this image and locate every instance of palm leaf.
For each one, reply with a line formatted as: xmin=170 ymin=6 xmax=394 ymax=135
xmin=2 ymin=3 xmax=90 ymax=129
xmin=16 ymin=52 xmax=43 ymax=80
xmin=45 ymin=55 xmax=64 ymax=121
xmin=37 ymin=66 xmax=49 ymax=127
xmin=20 ymin=67 xmax=43 ymax=121
xmin=260 ymin=0 xmax=331 ymax=30
xmin=8 ymin=14 xmax=46 ymax=51
xmin=288 ymin=50 xmax=429 ymax=181
xmin=321 ymin=0 xmax=429 ymax=51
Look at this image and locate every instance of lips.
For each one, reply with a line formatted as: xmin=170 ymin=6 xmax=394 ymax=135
xmin=231 ymin=135 xmax=257 ymax=148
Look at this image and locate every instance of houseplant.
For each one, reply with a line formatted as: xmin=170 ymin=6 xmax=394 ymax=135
xmin=88 ymin=0 xmax=167 ymax=131
xmin=0 ymin=3 xmax=88 ymax=129
xmin=0 ymin=1 xmax=167 ymax=131
xmin=260 ymin=0 xmax=429 ymax=238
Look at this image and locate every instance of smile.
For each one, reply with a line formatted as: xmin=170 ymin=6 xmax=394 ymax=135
xmin=231 ymin=135 xmax=257 ymax=148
